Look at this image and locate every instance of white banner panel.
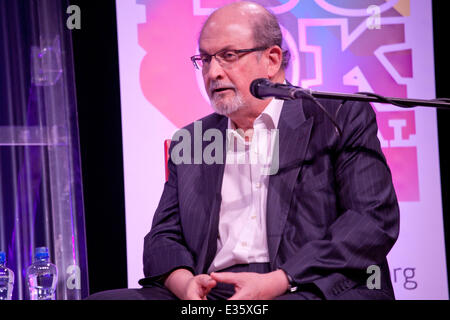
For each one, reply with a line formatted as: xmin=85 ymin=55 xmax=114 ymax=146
xmin=116 ymin=0 xmax=447 ymax=299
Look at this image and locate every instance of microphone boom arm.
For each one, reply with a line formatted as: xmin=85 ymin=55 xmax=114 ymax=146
xmin=250 ymin=78 xmax=450 ymax=137
xmin=251 ymin=79 xmax=450 ymax=110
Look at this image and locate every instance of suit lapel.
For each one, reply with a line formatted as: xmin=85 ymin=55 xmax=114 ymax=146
xmin=266 ymin=99 xmax=314 ymax=268
xmin=200 ymin=115 xmax=227 ymax=273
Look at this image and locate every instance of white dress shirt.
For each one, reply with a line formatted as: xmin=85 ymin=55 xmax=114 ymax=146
xmin=208 ymin=98 xmax=283 ymax=273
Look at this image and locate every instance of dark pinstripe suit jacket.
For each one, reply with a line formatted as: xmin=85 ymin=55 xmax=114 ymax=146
xmin=139 ymin=97 xmax=400 ymax=300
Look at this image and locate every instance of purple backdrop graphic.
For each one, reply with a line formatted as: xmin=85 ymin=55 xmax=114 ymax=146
xmin=116 ymin=0 xmax=447 ymax=299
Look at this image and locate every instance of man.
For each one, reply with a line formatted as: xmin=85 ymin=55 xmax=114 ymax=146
xmin=89 ymin=1 xmax=399 ymax=300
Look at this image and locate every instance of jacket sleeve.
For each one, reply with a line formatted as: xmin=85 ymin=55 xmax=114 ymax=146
xmin=140 ymin=141 xmax=195 ymax=285
xmin=279 ymin=101 xmax=400 ymax=298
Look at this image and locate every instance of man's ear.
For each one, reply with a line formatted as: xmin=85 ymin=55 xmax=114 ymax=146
xmin=266 ymin=46 xmax=283 ymax=79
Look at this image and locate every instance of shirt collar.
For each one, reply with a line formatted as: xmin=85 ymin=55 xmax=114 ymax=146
xmin=227 ymin=80 xmax=285 ymax=142
xmin=256 ymin=96 xmax=283 ymax=130
xmin=227 ymin=96 xmax=284 ymax=131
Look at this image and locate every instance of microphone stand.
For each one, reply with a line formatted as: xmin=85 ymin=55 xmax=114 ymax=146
xmin=292 ymin=88 xmax=450 ymax=110
xmin=251 ymin=79 xmax=450 ymax=136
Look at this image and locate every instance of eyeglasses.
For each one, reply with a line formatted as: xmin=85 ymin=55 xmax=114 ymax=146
xmin=190 ymin=46 xmax=268 ymax=70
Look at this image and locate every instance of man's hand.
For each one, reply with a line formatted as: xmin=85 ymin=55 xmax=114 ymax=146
xmin=210 ymin=269 xmax=289 ymax=300
xmin=164 ymin=268 xmax=217 ymax=300
xmin=183 ymin=274 xmax=217 ymax=300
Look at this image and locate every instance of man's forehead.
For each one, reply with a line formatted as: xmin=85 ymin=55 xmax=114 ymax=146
xmin=199 ymin=20 xmax=254 ymax=52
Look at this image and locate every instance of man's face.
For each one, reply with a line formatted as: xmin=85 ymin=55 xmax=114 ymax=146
xmin=199 ymin=17 xmax=268 ymax=116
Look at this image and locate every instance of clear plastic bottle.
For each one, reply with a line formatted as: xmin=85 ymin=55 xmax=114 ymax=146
xmin=26 ymin=247 xmax=58 ymax=300
xmin=0 ymin=251 xmax=14 ymax=300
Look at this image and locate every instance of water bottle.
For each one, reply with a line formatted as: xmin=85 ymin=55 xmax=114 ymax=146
xmin=26 ymin=247 xmax=58 ymax=300
xmin=0 ymin=251 xmax=14 ymax=300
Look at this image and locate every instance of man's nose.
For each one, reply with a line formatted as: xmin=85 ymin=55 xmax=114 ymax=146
xmin=205 ymin=56 xmax=225 ymax=80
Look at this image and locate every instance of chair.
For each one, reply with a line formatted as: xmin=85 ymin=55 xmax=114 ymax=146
xmin=164 ymin=139 xmax=171 ymax=182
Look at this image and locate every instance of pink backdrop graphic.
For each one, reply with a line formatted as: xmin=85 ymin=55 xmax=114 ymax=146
xmin=116 ymin=0 xmax=447 ymax=298
xmin=138 ymin=0 xmax=417 ymax=201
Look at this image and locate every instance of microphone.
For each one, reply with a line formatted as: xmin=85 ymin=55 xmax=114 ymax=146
xmin=250 ymin=78 xmax=304 ymax=100
xmin=250 ymin=78 xmax=343 ymax=136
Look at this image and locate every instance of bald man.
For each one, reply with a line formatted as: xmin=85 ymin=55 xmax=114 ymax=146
xmin=88 ymin=1 xmax=399 ymax=300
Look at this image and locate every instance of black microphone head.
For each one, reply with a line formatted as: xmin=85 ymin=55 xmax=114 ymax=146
xmin=250 ymin=78 xmax=272 ymax=99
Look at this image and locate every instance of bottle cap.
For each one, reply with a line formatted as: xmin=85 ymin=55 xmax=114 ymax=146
xmin=35 ymin=247 xmax=49 ymax=260
xmin=0 ymin=251 xmax=5 ymax=264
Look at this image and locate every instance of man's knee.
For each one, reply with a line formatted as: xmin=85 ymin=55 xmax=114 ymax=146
xmin=86 ymin=288 xmax=144 ymax=300
xmin=85 ymin=286 xmax=178 ymax=300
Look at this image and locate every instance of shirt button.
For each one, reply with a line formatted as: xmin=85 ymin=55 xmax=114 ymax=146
xmin=255 ymin=182 xmax=261 ymax=188
xmin=241 ymin=242 xmax=247 ymax=247
xmin=251 ymin=216 xmax=256 ymax=220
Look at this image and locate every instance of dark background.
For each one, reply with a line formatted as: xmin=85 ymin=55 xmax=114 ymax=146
xmin=433 ymin=0 xmax=450 ymax=297
xmin=71 ymin=0 xmax=126 ymax=294
xmin=71 ymin=0 xmax=450 ymax=296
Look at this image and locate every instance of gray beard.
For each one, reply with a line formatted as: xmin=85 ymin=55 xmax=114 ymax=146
xmin=210 ymin=91 xmax=245 ymax=116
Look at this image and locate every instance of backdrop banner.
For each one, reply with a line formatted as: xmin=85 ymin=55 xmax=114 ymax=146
xmin=116 ymin=0 xmax=447 ymax=299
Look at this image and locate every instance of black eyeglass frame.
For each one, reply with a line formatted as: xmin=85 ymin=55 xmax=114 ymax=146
xmin=190 ymin=46 xmax=269 ymax=70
